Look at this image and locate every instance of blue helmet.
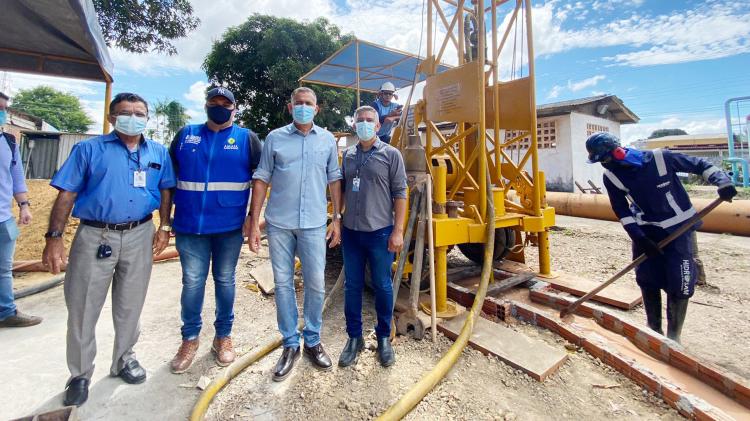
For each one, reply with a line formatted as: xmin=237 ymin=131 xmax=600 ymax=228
xmin=585 ymin=132 xmax=620 ymax=163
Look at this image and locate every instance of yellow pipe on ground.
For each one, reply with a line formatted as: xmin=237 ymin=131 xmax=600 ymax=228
xmin=190 ymin=269 xmax=345 ymax=421
xmin=377 ymin=170 xmax=496 ymax=421
xmin=546 ymin=192 xmax=750 ymax=236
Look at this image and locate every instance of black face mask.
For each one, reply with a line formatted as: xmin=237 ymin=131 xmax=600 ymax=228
xmin=207 ymin=105 xmax=233 ymax=125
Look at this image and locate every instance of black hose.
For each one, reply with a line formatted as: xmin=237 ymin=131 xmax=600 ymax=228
xmin=13 ymin=275 xmax=65 ymax=299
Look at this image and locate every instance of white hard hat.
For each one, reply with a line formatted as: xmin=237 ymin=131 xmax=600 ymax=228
xmin=380 ymin=82 xmax=396 ymax=92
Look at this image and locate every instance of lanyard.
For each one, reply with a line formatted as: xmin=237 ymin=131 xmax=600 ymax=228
xmin=128 ymin=146 xmax=142 ymax=171
xmin=355 ymin=147 xmax=377 ymax=178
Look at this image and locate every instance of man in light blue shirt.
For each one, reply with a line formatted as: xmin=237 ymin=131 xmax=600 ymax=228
xmin=42 ymin=93 xmax=176 ymax=407
xmin=0 ymin=91 xmax=41 ymax=328
xmin=248 ymin=87 xmax=342 ymax=382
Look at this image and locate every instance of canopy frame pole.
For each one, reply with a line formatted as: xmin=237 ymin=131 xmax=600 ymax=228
xmin=103 ymin=80 xmax=111 ymax=133
xmin=355 ymin=40 xmax=361 ymax=107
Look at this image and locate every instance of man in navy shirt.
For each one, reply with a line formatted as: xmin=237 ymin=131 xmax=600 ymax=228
xmin=42 ymin=93 xmax=176 ymax=406
xmin=167 ymin=87 xmax=261 ymax=374
xmin=586 ymin=132 xmax=736 ymax=343
xmin=0 ymin=91 xmax=40 ymax=328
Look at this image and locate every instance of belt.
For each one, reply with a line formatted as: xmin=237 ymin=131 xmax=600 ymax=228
xmin=81 ymin=214 xmax=152 ymax=231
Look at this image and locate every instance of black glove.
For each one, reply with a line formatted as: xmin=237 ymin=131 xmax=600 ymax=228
xmin=634 ymin=237 xmax=663 ymax=258
xmin=718 ymin=184 xmax=738 ymax=202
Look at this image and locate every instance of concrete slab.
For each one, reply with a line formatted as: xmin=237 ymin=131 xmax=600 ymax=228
xmin=250 ymin=260 xmax=275 ymax=295
xmin=546 ymin=273 xmax=642 ymax=310
xmin=438 ymin=313 xmax=567 ymax=381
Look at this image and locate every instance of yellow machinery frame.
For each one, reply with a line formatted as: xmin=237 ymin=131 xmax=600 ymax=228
xmin=393 ymin=0 xmax=555 ymax=315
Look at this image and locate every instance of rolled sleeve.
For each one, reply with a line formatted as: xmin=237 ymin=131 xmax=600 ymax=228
xmin=389 ymin=149 xmax=407 ymax=199
xmin=51 ymin=143 xmax=88 ymax=192
xmin=11 ymin=146 xmax=27 ymax=194
xmin=326 ymin=138 xmax=342 ymax=183
xmin=252 ymin=134 xmax=274 ymax=183
xmin=158 ymin=150 xmax=177 ymax=189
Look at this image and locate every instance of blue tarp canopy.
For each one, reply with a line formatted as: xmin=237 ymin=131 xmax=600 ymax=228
xmin=299 ymin=39 xmax=451 ymax=93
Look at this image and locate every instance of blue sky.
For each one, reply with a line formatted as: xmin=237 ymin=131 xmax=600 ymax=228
xmin=2 ymin=0 xmax=749 ymax=143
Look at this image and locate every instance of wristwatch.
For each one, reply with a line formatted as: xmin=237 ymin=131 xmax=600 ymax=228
xmin=44 ymin=231 xmax=63 ymax=239
xmin=333 ymin=213 xmax=343 ymax=221
xmin=159 ymin=225 xmax=173 ymax=232
xmin=17 ymin=200 xmax=30 ymax=208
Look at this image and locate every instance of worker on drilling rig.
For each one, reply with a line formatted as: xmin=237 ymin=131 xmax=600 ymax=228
xmin=370 ymin=82 xmax=402 ymax=144
xmin=585 ymin=132 xmax=737 ymax=343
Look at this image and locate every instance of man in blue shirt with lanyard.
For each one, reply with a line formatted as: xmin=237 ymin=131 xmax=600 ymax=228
xmin=585 ymin=132 xmax=736 ymax=343
xmin=0 ymin=91 xmax=41 ymax=328
xmin=248 ymin=87 xmax=343 ymax=382
xmin=370 ymin=82 xmax=402 ymax=144
xmin=167 ymin=87 xmax=262 ymax=374
xmin=42 ymin=93 xmax=175 ymax=405
xmin=42 ymin=93 xmax=176 ymax=406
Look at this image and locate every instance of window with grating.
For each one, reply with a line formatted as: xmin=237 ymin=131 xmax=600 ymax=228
xmin=586 ymin=123 xmax=610 ymax=137
xmin=505 ymin=120 xmax=557 ymax=149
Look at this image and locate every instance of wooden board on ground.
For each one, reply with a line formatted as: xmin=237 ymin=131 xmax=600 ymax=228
xmin=546 ymin=273 xmax=642 ymax=310
xmin=453 ymin=273 xmax=536 ymax=297
xmin=249 ymin=260 xmax=275 ymax=295
xmin=438 ymin=313 xmax=567 ymax=381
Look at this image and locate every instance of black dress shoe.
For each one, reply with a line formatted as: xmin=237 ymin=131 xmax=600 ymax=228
xmin=118 ymin=359 xmax=147 ymax=384
xmin=304 ymin=342 xmax=333 ymax=371
xmin=338 ymin=336 xmax=365 ymax=367
xmin=377 ymin=336 xmax=395 ymax=367
xmin=63 ymin=377 xmax=89 ymax=407
xmin=273 ymin=346 xmax=301 ymax=382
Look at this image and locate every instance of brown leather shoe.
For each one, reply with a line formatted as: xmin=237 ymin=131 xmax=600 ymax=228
xmin=0 ymin=310 xmax=42 ymax=327
xmin=170 ymin=338 xmax=199 ymax=374
xmin=212 ymin=336 xmax=236 ymax=367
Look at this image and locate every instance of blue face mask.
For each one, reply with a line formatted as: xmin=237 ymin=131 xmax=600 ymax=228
xmin=207 ymin=105 xmax=233 ymax=125
xmin=0 ymin=110 xmax=6 ymax=126
xmin=115 ymin=115 xmax=148 ymax=136
xmin=355 ymin=121 xmax=377 ymax=141
xmin=292 ymin=104 xmax=316 ymax=124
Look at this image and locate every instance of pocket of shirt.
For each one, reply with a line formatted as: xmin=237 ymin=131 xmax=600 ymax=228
xmin=314 ymin=149 xmax=329 ymax=168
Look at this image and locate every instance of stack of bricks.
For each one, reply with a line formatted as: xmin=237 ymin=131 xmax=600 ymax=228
xmin=444 ymin=279 xmax=750 ymax=420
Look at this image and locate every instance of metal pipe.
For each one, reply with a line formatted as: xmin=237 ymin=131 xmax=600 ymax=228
xmin=477 ymin=0 xmax=487 ymax=220
xmin=425 ymin=177 xmax=437 ymax=342
xmin=103 ymin=81 xmax=112 ymax=133
xmin=724 ymin=96 xmax=750 ymax=187
xmin=546 ymin=192 xmax=750 ymax=236
xmin=355 ymin=40 xmax=361 ymax=107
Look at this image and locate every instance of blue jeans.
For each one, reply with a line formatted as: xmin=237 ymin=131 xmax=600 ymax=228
xmin=0 ymin=218 xmax=19 ymax=320
xmin=341 ymin=225 xmax=394 ymax=339
xmin=266 ymin=223 xmax=327 ymax=348
xmin=176 ymin=229 xmax=244 ymax=340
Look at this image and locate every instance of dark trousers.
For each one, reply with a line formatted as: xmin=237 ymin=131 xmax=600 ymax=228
xmin=640 ymin=287 xmax=689 ymax=342
xmin=342 ymin=226 xmax=395 ymax=339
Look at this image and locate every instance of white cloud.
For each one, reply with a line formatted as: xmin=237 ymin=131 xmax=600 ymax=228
xmin=79 ymin=99 xmax=105 ymax=134
xmin=620 ymin=116 xmax=726 ymax=144
xmin=183 ymin=80 xmax=210 ymax=121
xmin=547 ymin=85 xmax=564 ymax=99
xmin=568 ymin=75 xmax=605 ymax=92
xmin=2 ymin=72 xmax=99 ymax=97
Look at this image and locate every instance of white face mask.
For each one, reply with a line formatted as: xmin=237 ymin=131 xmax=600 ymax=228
xmin=355 ymin=121 xmax=377 ymax=141
xmin=115 ymin=115 xmax=147 ymax=136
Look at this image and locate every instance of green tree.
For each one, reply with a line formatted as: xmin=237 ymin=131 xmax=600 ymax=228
xmin=155 ymin=99 xmax=190 ymax=143
xmin=203 ymin=15 xmax=356 ymax=136
xmin=93 ymin=0 xmax=200 ymax=55
xmin=12 ymin=86 xmax=94 ymax=132
xmin=648 ymin=129 xmax=688 ymax=139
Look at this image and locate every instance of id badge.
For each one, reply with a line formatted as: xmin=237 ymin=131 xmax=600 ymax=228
xmin=134 ymin=170 xmax=147 ymax=187
xmin=352 ymin=177 xmax=360 ymax=192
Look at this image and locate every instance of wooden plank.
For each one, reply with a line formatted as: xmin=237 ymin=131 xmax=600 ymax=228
xmin=546 ymin=273 xmax=642 ymax=310
xmin=486 ymin=272 xmax=537 ymax=296
xmin=250 ymin=260 xmax=275 ymax=295
xmin=438 ymin=313 xmax=567 ymax=381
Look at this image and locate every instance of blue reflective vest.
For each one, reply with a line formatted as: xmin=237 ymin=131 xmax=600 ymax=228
xmin=170 ymin=124 xmax=261 ymax=235
xmin=603 ymin=148 xmax=732 ymax=238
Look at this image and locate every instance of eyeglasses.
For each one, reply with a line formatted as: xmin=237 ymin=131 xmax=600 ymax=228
xmin=113 ymin=111 xmax=148 ymax=118
xmin=380 ymin=92 xmax=394 ymax=96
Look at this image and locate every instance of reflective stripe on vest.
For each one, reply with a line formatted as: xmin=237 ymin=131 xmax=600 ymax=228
xmin=178 ymin=180 xmax=251 ymax=192
xmin=702 ymin=166 xmax=720 ymax=181
xmin=653 ymin=148 xmax=667 ymax=176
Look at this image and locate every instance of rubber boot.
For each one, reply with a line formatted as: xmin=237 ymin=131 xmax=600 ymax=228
xmin=666 ymin=296 xmax=689 ymax=343
xmin=640 ymin=287 xmax=664 ymax=335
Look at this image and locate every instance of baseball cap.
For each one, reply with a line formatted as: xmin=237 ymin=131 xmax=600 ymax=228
xmin=206 ymin=87 xmax=235 ymax=104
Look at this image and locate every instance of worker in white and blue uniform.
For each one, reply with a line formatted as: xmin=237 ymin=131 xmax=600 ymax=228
xmin=586 ymin=132 xmax=737 ymax=343
xmin=370 ymin=82 xmax=402 ymax=144
xmin=167 ymin=87 xmax=262 ymax=373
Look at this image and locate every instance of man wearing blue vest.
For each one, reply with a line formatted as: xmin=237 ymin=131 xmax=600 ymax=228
xmin=370 ymin=82 xmax=402 ymax=144
xmin=248 ymin=87 xmax=342 ymax=382
xmin=43 ymin=93 xmax=176 ymax=406
xmin=585 ymin=132 xmax=737 ymax=343
xmin=168 ymin=87 xmax=262 ymax=374
xmin=0 ymin=91 xmax=40 ymax=328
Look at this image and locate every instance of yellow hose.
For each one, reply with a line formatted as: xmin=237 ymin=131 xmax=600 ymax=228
xmin=376 ymin=172 xmax=496 ymax=420
xmin=190 ymin=268 xmax=345 ymax=421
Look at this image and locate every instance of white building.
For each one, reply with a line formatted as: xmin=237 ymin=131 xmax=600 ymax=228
xmin=531 ymin=95 xmax=639 ymax=192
